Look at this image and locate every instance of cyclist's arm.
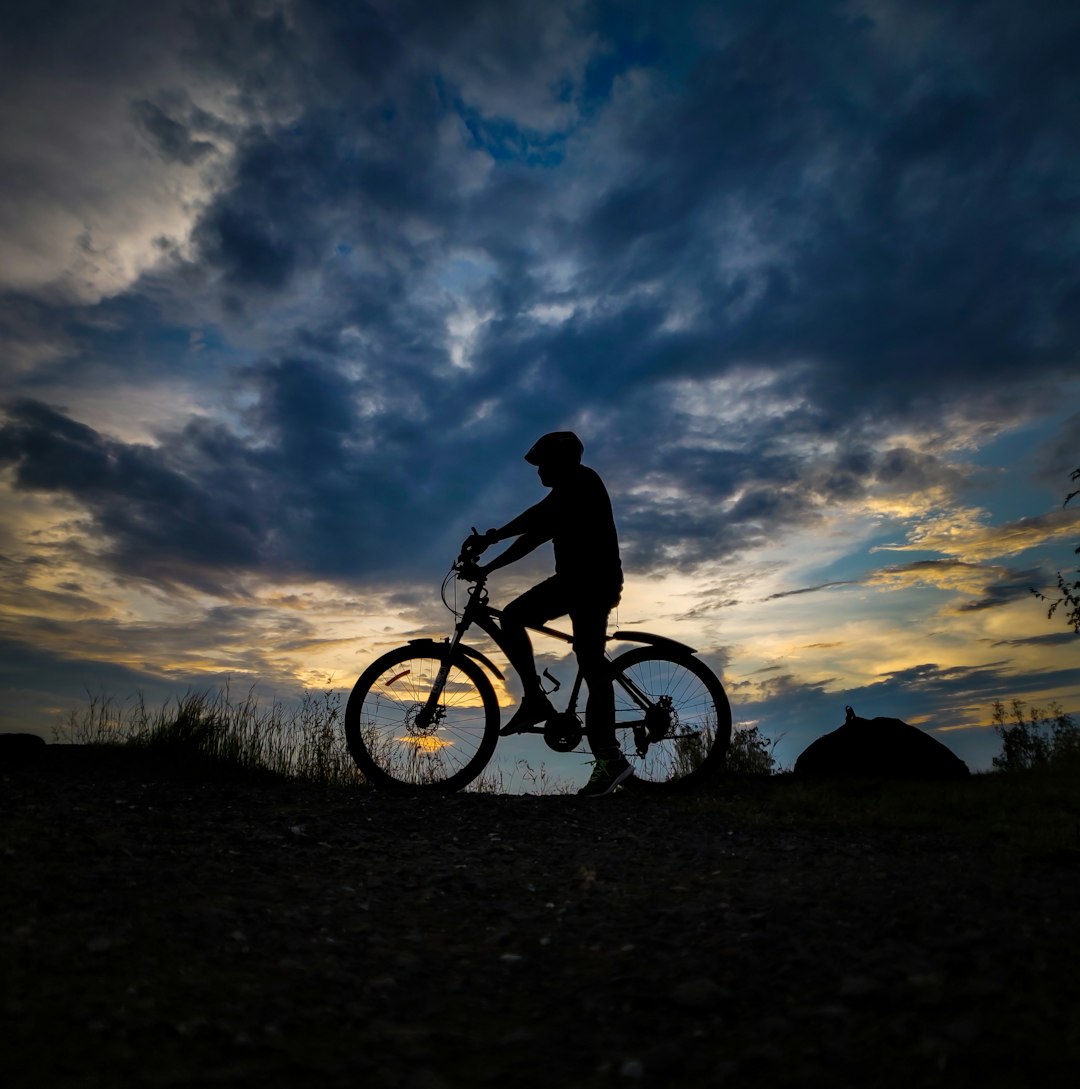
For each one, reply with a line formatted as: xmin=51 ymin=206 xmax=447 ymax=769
xmin=479 ymin=496 xmax=555 ymax=573
xmin=491 ymin=495 xmax=553 ymax=542
xmin=481 ymin=529 xmax=547 ymax=574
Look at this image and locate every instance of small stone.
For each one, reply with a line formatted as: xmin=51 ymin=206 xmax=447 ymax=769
xmin=839 ymin=975 xmax=881 ymax=998
xmin=407 ymin=1068 xmax=449 ymax=1089
xmin=671 ymin=978 xmax=723 ymax=1008
xmin=619 ymin=1059 xmax=645 ymax=1079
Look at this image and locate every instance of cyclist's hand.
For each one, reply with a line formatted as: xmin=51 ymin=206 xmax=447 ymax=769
xmin=461 ymin=528 xmax=497 ymax=558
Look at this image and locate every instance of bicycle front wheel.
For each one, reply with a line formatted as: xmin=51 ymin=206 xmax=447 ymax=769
xmin=345 ymin=645 xmax=499 ymax=791
xmin=611 ymin=647 xmax=731 ymax=790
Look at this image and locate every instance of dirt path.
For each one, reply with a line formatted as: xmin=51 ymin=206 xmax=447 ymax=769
xmin=3 ymin=748 xmax=1079 ymax=1087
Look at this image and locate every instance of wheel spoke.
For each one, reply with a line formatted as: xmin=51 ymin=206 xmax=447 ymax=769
xmin=612 ymin=650 xmax=730 ymax=787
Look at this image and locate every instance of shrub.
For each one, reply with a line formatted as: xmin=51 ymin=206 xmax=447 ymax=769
xmin=1032 ymin=466 xmax=1080 ymax=634
xmin=726 ymin=724 xmax=779 ymax=776
xmin=991 ymin=697 xmax=1080 ymax=772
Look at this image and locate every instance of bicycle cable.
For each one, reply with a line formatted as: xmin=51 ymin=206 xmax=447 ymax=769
xmin=440 ymin=567 xmax=459 ymax=617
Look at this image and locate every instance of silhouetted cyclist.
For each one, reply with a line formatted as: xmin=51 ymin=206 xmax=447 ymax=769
xmin=462 ymin=431 xmax=631 ymax=796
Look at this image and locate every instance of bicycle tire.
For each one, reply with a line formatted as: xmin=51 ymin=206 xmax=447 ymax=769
xmin=345 ymin=645 xmax=499 ymax=791
xmin=610 ymin=646 xmax=731 ymax=791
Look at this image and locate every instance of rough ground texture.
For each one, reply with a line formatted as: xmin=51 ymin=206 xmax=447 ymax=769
xmin=3 ymin=747 xmax=1080 ymax=1088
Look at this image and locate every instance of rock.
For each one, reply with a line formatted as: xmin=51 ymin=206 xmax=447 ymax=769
xmin=0 ymin=733 xmax=48 ymax=761
xmin=794 ymin=714 xmax=970 ymax=780
xmin=670 ymin=978 xmax=726 ymax=1008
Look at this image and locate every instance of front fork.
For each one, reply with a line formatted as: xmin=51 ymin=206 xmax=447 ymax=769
xmin=414 ymin=595 xmax=481 ymax=729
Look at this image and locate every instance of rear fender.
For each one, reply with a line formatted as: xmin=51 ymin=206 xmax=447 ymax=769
xmin=407 ymin=637 xmax=505 ymax=681
xmin=609 ymin=630 xmax=697 ymax=657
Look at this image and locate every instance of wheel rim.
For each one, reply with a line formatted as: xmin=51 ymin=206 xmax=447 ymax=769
xmin=353 ymin=654 xmax=492 ymax=787
xmin=614 ymin=655 xmax=726 ymax=784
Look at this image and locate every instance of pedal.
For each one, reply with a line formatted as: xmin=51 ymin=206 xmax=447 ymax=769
xmin=633 ymin=723 xmax=649 ymax=757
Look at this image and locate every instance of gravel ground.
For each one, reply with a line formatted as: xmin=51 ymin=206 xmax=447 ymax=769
xmin=3 ymin=747 xmax=1080 ymax=1088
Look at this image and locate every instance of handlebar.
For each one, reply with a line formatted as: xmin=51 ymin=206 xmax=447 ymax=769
xmin=454 ymin=559 xmax=486 ymax=584
xmin=442 ymin=539 xmax=488 ymax=613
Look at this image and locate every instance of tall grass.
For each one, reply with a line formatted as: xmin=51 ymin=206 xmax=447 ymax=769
xmin=56 ymin=685 xmax=360 ymax=786
xmin=467 ymin=757 xmax=576 ymax=795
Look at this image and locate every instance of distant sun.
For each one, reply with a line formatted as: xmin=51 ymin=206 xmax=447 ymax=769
xmin=395 ymin=736 xmax=453 ymax=751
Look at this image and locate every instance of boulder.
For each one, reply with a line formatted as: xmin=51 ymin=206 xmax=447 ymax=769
xmin=0 ymin=732 xmax=48 ymax=761
xmin=794 ymin=708 xmax=970 ymax=780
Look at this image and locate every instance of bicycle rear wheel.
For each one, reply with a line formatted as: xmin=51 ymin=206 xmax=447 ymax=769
xmin=345 ymin=645 xmax=499 ymax=791
xmin=611 ymin=647 xmax=731 ymax=790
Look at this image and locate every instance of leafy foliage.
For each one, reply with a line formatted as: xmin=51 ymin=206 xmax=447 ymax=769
xmin=1033 ymin=467 xmax=1080 ymax=633
xmin=991 ymin=698 xmax=1080 ymax=772
xmin=725 ymin=724 xmax=779 ymax=776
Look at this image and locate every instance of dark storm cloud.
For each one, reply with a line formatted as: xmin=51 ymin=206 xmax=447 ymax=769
xmin=0 ymin=400 xmax=265 ymax=590
xmin=130 ymin=100 xmax=217 ymax=166
xmin=990 ymin=632 xmax=1077 ymax=650
xmin=952 ymin=567 xmax=1045 ymax=613
xmin=609 ymin=433 xmax=980 ymax=572
xmin=760 ymin=559 xmax=1049 ymax=608
xmin=764 ymin=580 xmax=859 ymax=602
xmin=559 ymin=2 xmax=1080 ymax=420
xmin=847 ymin=658 xmax=1080 ymax=753
xmin=3 ymin=0 xmax=1079 ymax=588
xmin=0 ymin=635 xmax=177 ymax=738
xmin=0 ymin=364 xmax=508 ymax=589
xmin=1033 ymin=413 xmax=1080 ymax=490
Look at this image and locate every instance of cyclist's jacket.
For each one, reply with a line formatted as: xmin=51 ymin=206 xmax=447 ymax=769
xmin=505 ymin=464 xmax=623 ymax=603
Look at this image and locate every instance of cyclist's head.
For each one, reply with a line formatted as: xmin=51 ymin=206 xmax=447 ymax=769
xmin=524 ymin=431 xmax=584 ymax=470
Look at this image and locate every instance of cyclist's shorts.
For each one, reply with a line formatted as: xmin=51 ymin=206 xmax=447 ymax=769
xmin=504 ymin=576 xmax=619 ymax=660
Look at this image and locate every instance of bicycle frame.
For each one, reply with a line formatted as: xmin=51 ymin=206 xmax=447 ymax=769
xmin=345 ymin=553 xmax=731 ymax=790
xmin=415 ymin=570 xmax=697 ymax=734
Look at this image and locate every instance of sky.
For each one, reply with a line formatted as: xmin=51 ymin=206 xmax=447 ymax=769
xmin=1 ymin=0 xmax=1078 ymax=781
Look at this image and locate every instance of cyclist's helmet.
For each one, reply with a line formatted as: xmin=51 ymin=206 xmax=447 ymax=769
xmin=524 ymin=431 xmax=584 ymax=467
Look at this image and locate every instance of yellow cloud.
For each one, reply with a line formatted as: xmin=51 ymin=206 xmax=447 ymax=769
xmin=867 ymin=559 xmax=1003 ymax=594
xmin=861 ymin=487 xmax=955 ymax=521
xmin=875 ymin=506 xmax=1080 ymax=561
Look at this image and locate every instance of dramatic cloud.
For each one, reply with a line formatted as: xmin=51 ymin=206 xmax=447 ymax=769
xmin=876 ymin=508 xmax=1080 ymax=562
xmin=1 ymin=0 xmax=1078 ymax=766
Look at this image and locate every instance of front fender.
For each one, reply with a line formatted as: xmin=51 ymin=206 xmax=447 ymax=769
xmin=609 ymin=630 xmax=698 ymax=657
xmin=407 ymin=638 xmax=505 ymax=681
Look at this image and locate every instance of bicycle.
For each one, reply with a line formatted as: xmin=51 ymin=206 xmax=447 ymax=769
xmin=344 ymin=537 xmax=732 ymax=792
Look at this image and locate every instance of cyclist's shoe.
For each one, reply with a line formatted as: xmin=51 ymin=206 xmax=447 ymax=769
xmin=577 ymin=754 xmax=634 ymax=797
xmin=499 ymin=694 xmax=556 ymax=736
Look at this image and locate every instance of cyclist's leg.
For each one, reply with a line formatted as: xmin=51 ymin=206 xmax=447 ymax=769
xmin=570 ymin=600 xmax=618 ymax=758
xmin=500 ymin=577 xmax=570 ymax=698
xmin=573 ymin=600 xmax=635 ymax=795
